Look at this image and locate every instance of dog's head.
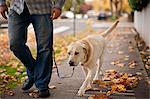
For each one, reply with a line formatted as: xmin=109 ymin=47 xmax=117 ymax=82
xmin=67 ymin=41 xmax=87 ymax=66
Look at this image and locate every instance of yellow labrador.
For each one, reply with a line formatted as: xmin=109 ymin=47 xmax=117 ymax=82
xmin=67 ymin=20 xmax=119 ymax=96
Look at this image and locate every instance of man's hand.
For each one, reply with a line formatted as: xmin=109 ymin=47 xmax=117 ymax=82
xmin=51 ymin=8 xmax=61 ymax=20
xmin=0 ymin=5 xmax=8 ymax=19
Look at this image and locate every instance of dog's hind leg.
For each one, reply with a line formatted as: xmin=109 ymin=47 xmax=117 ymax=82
xmin=93 ymin=56 xmax=104 ymax=81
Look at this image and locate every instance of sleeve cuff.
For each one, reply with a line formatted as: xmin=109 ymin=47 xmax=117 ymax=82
xmin=54 ymin=3 xmax=62 ymax=9
xmin=53 ymin=0 xmax=65 ymax=9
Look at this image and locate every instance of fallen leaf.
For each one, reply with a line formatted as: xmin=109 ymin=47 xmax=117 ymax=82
xmin=22 ymin=72 xmax=27 ymax=75
xmin=108 ymin=50 xmax=113 ymax=54
xmin=93 ymin=80 xmax=102 ymax=84
xmin=88 ymin=96 xmax=94 ymax=99
xmin=17 ymin=68 xmax=24 ymax=73
xmin=33 ymin=89 xmax=39 ymax=93
xmin=139 ymin=51 xmax=145 ymax=55
xmin=102 ymin=77 xmax=111 ymax=81
xmin=111 ymin=61 xmax=120 ymax=65
xmin=0 ymin=69 xmax=6 ymax=73
xmin=124 ymin=55 xmax=129 ymax=61
xmin=105 ymin=70 xmax=117 ymax=75
xmin=146 ymin=79 xmax=150 ymax=85
xmin=49 ymin=85 xmax=56 ymax=89
xmin=8 ymin=91 xmax=15 ymax=96
xmin=101 ymin=70 xmax=139 ymax=95
xmin=148 ymin=59 xmax=150 ymax=64
xmin=15 ymin=72 xmax=21 ymax=76
xmin=116 ymin=63 xmax=125 ymax=67
xmin=1 ymin=84 xmax=6 ymax=88
xmin=110 ymin=61 xmax=115 ymax=65
xmin=107 ymin=84 xmax=126 ymax=95
xmin=145 ymin=64 xmax=150 ymax=69
xmin=128 ymin=60 xmax=137 ymax=68
xmin=116 ymin=84 xmax=126 ymax=92
xmin=118 ymin=51 xmax=124 ymax=54
xmin=125 ymin=55 xmax=129 ymax=58
xmin=136 ymin=72 xmax=142 ymax=76
xmin=128 ymin=46 xmax=135 ymax=52
xmin=88 ymin=93 xmax=109 ymax=99
xmin=107 ymin=44 xmax=114 ymax=48
xmin=29 ymin=92 xmax=39 ymax=98
xmin=106 ymin=91 xmax=111 ymax=96
xmin=121 ymin=73 xmax=128 ymax=79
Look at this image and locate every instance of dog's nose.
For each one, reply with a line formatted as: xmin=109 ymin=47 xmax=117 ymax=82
xmin=69 ymin=61 xmax=74 ymax=66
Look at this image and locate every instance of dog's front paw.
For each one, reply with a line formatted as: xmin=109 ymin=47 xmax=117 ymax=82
xmin=99 ymin=71 xmax=103 ymax=76
xmin=77 ymin=89 xmax=85 ymax=96
xmin=86 ymin=85 xmax=92 ymax=91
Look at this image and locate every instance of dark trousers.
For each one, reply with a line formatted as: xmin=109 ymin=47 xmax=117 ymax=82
xmin=8 ymin=4 xmax=53 ymax=91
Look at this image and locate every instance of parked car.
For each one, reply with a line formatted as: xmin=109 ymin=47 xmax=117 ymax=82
xmin=60 ymin=11 xmax=74 ymax=19
xmin=97 ymin=12 xmax=107 ymax=20
xmin=97 ymin=11 xmax=111 ymax=20
xmin=87 ymin=10 xmax=98 ymax=18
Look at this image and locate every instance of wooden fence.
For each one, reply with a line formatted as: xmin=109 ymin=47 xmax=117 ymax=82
xmin=134 ymin=3 xmax=150 ymax=47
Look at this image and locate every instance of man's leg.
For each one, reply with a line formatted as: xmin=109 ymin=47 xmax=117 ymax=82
xmin=31 ymin=14 xmax=53 ymax=92
xmin=8 ymin=7 xmax=35 ymax=87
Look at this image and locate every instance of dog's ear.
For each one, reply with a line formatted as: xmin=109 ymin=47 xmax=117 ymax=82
xmin=80 ymin=43 xmax=86 ymax=49
xmin=81 ymin=43 xmax=88 ymax=54
xmin=83 ymin=47 xmax=87 ymax=54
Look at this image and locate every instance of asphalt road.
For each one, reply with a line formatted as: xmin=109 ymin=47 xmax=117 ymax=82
xmin=0 ymin=18 xmax=88 ymax=34
xmin=0 ymin=18 xmax=134 ymax=34
xmin=53 ymin=19 xmax=88 ymax=34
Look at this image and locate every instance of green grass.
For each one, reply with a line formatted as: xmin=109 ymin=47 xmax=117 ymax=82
xmin=55 ymin=48 xmax=62 ymax=57
xmin=109 ymin=16 xmax=118 ymax=21
xmin=7 ymin=81 xmax=17 ymax=89
xmin=0 ymin=65 xmax=26 ymax=94
xmin=0 ymin=66 xmax=17 ymax=75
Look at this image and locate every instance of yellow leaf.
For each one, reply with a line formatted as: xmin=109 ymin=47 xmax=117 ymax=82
xmin=89 ymin=93 xmax=109 ymax=99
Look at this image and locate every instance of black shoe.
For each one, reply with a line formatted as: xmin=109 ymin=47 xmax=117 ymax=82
xmin=22 ymin=79 xmax=34 ymax=91
xmin=38 ymin=89 xmax=50 ymax=98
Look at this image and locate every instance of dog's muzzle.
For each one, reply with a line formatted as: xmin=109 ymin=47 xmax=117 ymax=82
xmin=69 ymin=61 xmax=76 ymax=66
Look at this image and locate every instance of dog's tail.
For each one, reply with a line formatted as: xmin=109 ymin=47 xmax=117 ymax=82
xmin=101 ymin=20 xmax=119 ymax=37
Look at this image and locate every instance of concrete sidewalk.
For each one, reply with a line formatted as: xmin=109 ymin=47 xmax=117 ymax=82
xmin=1 ymin=27 xmax=149 ymax=99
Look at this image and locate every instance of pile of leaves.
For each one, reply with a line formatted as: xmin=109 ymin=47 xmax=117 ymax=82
xmin=0 ymin=33 xmax=12 ymax=65
xmin=0 ymin=73 xmax=16 ymax=96
xmin=88 ymin=93 xmax=109 ymax=99
xmin=135 ymin=32 xmax=150 ymax=82
xmin=0 ymin=32 xmax=27 ymax=95
xmin=111 ymin=58 xmax=138 ymax=69
xmin=0 ymin=65 xmax=27 ymax=95
xmin=89 ymin=70 xmax=140 ymax=99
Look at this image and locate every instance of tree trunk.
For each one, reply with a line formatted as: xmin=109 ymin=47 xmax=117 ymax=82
xmin=110 ymin=0 xmax=113 ymax=16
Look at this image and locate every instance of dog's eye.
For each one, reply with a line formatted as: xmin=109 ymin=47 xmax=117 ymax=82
xmin=68 ymin=52 xmax=71 ymax=55
xmin=75 ymin=52 xmax=79 ymax=55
